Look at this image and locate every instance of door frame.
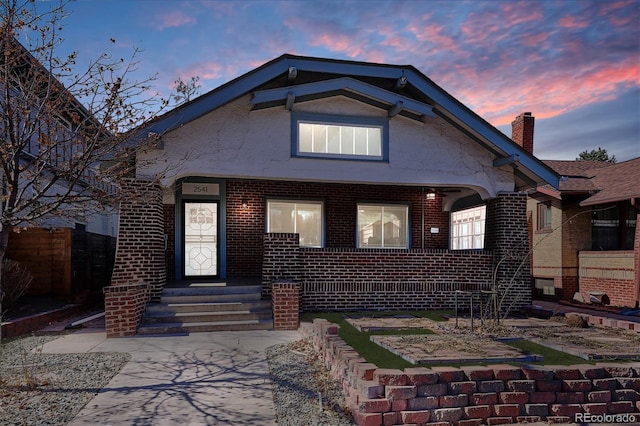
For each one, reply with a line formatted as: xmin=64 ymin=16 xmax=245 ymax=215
xmin=182 ymin=200 xmax=220 ymax=279
xmin=175 ymin=178 xmax=227 ymax=281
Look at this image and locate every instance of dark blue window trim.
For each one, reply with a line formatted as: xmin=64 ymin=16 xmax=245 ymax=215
xmin=291 ymin=112 xmax=389 ymax=162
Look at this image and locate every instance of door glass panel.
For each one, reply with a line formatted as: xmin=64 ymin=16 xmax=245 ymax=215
xmin=184 ymin=202 xmax=217 ymax=276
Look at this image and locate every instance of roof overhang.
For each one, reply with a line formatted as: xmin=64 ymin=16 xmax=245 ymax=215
xmin=250 ymin=77 xmax=436 ymax=121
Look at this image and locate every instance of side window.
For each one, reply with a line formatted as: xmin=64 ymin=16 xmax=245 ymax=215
xmin=267 ymin=200 xmax=323 ymax=248
xmin=537 ymin=202 xmax=552 ymax=231
xmin=357 ymin=204 xmax=409 ymax=248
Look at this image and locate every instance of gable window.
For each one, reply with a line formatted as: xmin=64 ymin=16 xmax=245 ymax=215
xmin=292 ymin=113 xmax=388 ymax=161
xmin=267 ymin=200 xmax=323 ymax=247
xmin=537 ymin=202 xmax=552 ymax=231
xmin=451 ymin=205 xmax=486 ymax=249
xmin=357 ymin=204 xmax=408 ymax=248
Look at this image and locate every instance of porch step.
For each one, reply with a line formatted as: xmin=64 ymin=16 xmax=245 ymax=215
xmin=138 ymin=285 xmax=273 ymax=335
xmin=137 ymin=319 xmax=274 ymax=335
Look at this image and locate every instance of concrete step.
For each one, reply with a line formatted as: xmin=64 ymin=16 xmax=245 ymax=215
xmin=161 ymin=285 xmax=262 ymax=297
xmin=138 ymin=284 xmax=272 ymax=335
xmin=142 ymin=310 xmax=272 ymax=324
xmin=137 ymin=319 xmax=274 ymax=335
xmin=145 ymin=300 xmax=272 ymax=314
xmin=160 ymin=293 xmax=261 ymax=304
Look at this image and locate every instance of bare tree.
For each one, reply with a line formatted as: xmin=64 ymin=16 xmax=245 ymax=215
xmin=171 ymin=76 xmax=201 ymax=105
xmin=0 ymin=0 xmax=168 ymax=335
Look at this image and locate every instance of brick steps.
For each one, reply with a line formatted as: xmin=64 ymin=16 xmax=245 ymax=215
xmin=138 ymin=285 xmax=273 ymax=335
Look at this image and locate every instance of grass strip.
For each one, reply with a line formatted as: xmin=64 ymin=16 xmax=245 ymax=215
xmin=301 ymin=311 xmax=448 ymax=369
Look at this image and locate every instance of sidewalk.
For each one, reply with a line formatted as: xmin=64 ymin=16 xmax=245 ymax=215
xmin=41 ymin=329 xmax=301 ymax=425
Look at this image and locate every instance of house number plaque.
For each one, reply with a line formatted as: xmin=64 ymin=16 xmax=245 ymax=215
xmin=182 ymin=183 xmax=219 ymax=196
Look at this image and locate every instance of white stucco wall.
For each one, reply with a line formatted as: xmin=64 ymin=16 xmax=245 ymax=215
xmin=137 ymin=94 xmax=514 ymax=203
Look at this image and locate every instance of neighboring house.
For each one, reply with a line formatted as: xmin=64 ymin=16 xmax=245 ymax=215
xmin=0 ymin=38 xmax=118 ymax=301
xmin=513 ymin=112 xmax=640 ymax=308
xmin=106 ymin=54 xmax=560 ymax=335
xmin=528 ymin=157 xmax=640 ymax=307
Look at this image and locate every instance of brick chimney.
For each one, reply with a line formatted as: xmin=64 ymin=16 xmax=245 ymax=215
xmin=511 ymin=112 xmax=534 ymax=154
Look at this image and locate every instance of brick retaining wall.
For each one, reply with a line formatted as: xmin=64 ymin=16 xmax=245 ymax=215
xmin=305 ymin=319 xmax=640 ymax=426
xmin=1 ymin=304 xmax=85 ymax=339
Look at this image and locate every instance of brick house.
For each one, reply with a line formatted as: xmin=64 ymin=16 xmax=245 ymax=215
xmin=512 ymin=113 xmax=640 ymax=308
xmin=106 ymin=55 xmax=560 ymax=335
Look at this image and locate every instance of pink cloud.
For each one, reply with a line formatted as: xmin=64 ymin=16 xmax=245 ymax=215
xmin=558 ymin=15 xmax=589 ymax=29
xmin=178 ymin=61 xmax=223 ymax=81
xmin=153 ymin=10 xmax=196 ymax=30
xmin=308 ymin=33 xmax=365 ymax=58
xmin=472 ymin=59 xmax=640 ymax=127
xmin=521 ymin=32 xmax=548 ymax=47
xmin=408 ymin=22 xmax=459 ymax=54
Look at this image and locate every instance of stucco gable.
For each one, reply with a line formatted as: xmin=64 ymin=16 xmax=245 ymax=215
xmin=134 ymin=54 xmax=558 ymax=192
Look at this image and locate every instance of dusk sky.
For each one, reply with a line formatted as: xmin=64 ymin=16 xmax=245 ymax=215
xmin=52 ymin=0 xmax=640 ymax=161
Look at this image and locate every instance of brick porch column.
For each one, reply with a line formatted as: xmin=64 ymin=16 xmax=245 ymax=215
xmin=485 ymin=192 xmax=532 ymax=311
xmin=272 ymin=281 xmax=300 ymax=330
xmin=262 ymin=233 xmax=301 ymax=299
xmin=106 ymin=179 xmax=166 ymax=337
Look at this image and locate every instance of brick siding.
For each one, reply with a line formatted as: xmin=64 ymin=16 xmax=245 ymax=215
xmin=272 ymin=281 xmax=300 ymax=330
xmin=260 ymin=193 xmax=530 ymax=312
xmin=163 ymin=204 xmax=175 ymax=281
xmin=106 ymin=179 xmax=166 ymax=337
xmin=104 ymin=283 xmax=150 ymax=337
xmin=263 ymin=233 xmax=495 ymax=310
xmin=110 ymin=179 xmax=166 ymax=299
xmin=226 ymin=179 xmax=450 ymax=277
xmin=485 ymin=193 xmax=532 ymax=309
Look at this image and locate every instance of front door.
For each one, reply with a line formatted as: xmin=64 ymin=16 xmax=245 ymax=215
xmin=183 ymin=201 xmax=218 ymax=277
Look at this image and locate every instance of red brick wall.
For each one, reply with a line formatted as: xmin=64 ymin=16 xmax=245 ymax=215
xmin=163 ymin=204 xmax=175 ymax=281
xmin=227 ymin=179 xmax=450 ymax=277
xmin=104 ymin=283 xmax=149 ymax=337
xmin=111 ymin=179 xmax=166 ymax=300
xmin=272 ymin=281 xmax=300 ymax=330
xmin=636 ymin=211 xmax=640 ymax=307
xmin=263 ymin=233 xmax=493 ymax=310
xmin=485 ymin=193 xmax=531 ymax=309
xmin=107 ymin=179 xmax=165 ymax=337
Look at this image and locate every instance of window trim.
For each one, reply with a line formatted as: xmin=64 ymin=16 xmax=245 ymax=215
xmin=356 ymin=202 xmax=410 ymax=249
xmin=266 ymin=199 xmax=325 ymax=248
xmin=291 ymin=112 xmax=389 ymax=162
xmin=537 ymin=202 xmax=552 ymax=232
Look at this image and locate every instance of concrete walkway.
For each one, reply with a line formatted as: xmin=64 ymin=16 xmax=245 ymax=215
xmin=41 ymin=329 xmax=301 ymax=425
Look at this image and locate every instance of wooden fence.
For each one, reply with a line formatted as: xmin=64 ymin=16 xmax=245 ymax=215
xmin=6 ymin=227 xmax=116 ymax=300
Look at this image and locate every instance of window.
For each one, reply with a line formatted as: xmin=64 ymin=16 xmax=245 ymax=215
xmin=451 ymin=205 xmax=486 ymax=249
xmin=267 ymin=200 xmax=323 ymax=247
xmin=592 ymin=204 xmax=636 ymax=250
xmin=292 ymin=113 xmax=388 ymax=161
xmin=357 ymin=204 xmax=408 ymax=248
xmin=537 ymin=202 xmax=552 ymax=231
xmin=534 ymin=278 xmax=555 ymax=298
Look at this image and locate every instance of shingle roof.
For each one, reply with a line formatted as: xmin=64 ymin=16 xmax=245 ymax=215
xmin=541 ymin=158 xmax=640 ymax=205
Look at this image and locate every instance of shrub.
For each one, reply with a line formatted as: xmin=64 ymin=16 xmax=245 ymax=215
xmin=1 ymin=259 xmax=34 ymax=315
